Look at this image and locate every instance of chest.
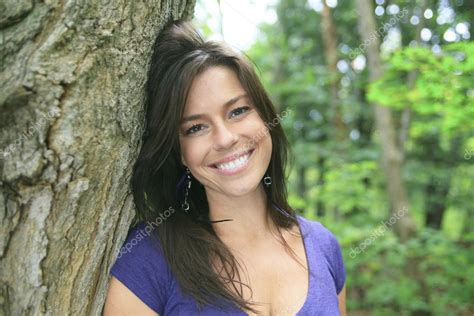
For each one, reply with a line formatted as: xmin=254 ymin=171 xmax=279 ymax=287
xmin=226 ymin=233 xmax=310 ymax=316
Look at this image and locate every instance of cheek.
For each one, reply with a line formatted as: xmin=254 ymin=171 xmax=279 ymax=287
xmin=262 ymin=129 xmax=273 ymax=155
xmin=244 ymin=113 xmax=269 ymax=135
xmin=238 ymin=118 xmax=272 ymax=159
xmin=180 ymin=138 xmax=209 ymax=167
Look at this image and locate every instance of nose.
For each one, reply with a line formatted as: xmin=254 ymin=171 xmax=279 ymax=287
xmin=212 ymin=122 xmax=239 ymax=151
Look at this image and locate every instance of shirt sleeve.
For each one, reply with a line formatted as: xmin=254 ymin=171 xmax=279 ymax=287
xmin=314 ymin=221 xmax=346 ymax=295
xmin=109 ymin=222 xmax=171 ymax=314
xmin=326 ymin=229 xmax=346 ymax=295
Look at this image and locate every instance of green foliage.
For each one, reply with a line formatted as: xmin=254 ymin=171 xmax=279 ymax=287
xmin=336 ymin=225 xmax=474 ymax=315
xmin=368 ymin=42 xmax=474 ymax=141
xmin=319 ymin=160 xmax=385 ymax=215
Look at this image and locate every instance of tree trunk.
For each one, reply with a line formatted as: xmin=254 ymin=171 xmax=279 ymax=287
xmin=297 ymin=166 xmax=306 ymax=199
xmin=315 ymin=156 xmax=326 ymax=218
xmin=424 ymin=176 xmax=451 ymax=229
xmin=398 ymin=0 xmax=427 ymax=161
xmin=321 ymin=1 xmax=346 ymax=143
xmin=355 ymin=0 xmax=417 ymax=242
xmin=0 ymin=1 xmax=195 ymax=315
xmin=297 ymin=127 xmax=307 ymax=199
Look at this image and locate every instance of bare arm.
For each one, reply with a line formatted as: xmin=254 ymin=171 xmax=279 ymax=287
xmin=103 ymin=276 xmax=159 ymax=316
xmin=338 ymin=284 xmax=347 ymax=316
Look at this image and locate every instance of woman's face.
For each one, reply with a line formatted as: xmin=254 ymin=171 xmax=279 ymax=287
xmin=178 ymin=66 xmax=272 ymax=198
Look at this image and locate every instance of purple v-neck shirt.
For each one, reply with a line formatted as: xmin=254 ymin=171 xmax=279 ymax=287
xmin=110 ymin=215 xmax=346 ymax=315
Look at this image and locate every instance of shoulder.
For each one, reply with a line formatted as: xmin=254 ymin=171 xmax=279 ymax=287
xmin=297 ymin=215 xmax=341 ymax=249
xmin=114 ymin=222 xmax=169 ymax=267
xmin=109 ymin=221 xmax=172 ymax=314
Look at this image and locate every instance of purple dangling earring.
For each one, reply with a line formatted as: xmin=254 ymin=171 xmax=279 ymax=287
xmin=182 ymin=168 xmax=191 ymax=214
xmin=176 ymin=167 xmax=191 ymax=214
xmin=176 ymin=168 xmax=234 ymax=224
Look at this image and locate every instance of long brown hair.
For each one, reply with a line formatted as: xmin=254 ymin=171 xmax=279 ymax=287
xmin=131 ymin=19 xmax=305 ymax=314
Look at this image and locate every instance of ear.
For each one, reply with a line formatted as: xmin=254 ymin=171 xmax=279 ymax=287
xmin=181 ymin=156 xmax=187 ymax=167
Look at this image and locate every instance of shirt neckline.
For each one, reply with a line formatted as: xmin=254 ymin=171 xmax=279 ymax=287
xmin=293 ymin=214 xmax=315 ymax=315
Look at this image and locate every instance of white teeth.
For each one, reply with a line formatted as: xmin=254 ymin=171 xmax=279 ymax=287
xmin=216 ymin=152 xmax=251 ymax=170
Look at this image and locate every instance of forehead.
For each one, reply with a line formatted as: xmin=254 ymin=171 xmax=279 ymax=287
xmin=184 ymin=66 xmax=246 ymax=110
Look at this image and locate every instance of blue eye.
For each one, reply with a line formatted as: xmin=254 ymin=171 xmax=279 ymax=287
xmin=230 ymin=106 xmax=250 ymax=118
xmin=183 ymin=106 xmax=251 ymax=136
xmin=185 ymin=124 xmax=205 ymax=135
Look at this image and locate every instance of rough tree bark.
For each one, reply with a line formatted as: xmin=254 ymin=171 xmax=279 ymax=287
xmin=355 ymin=0 xmax=417 ymax=242
xmin=0 ymin=1 xmax=195 ymax=315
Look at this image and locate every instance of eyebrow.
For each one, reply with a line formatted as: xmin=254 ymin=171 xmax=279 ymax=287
xmin=180 ymin=93 xmax=249 ymax=125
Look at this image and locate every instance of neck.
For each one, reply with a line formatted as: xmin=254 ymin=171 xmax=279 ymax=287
xmin=205 ymin=183 xmax=277 ymax=243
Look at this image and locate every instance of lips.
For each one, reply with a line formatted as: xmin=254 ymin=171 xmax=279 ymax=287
xmin=210 ymin=149 xmax=255 ymax=176
xmin=210 ymin=148 xmax=255 ymax=168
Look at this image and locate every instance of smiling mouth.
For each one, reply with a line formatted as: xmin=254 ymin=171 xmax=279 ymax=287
xmin=211 ymin=149 xmax=255 ymax=171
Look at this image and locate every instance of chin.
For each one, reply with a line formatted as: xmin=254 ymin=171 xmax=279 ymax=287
xmin=221 ymin=174 xmax=265 ymax=197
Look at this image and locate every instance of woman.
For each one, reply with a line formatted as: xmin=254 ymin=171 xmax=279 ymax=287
xmin=104 ymin=19 xmax=347 ymax=316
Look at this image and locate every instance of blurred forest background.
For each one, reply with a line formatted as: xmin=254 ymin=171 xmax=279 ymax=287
xmin=194 ymin=0 xmax=473 ymax=315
